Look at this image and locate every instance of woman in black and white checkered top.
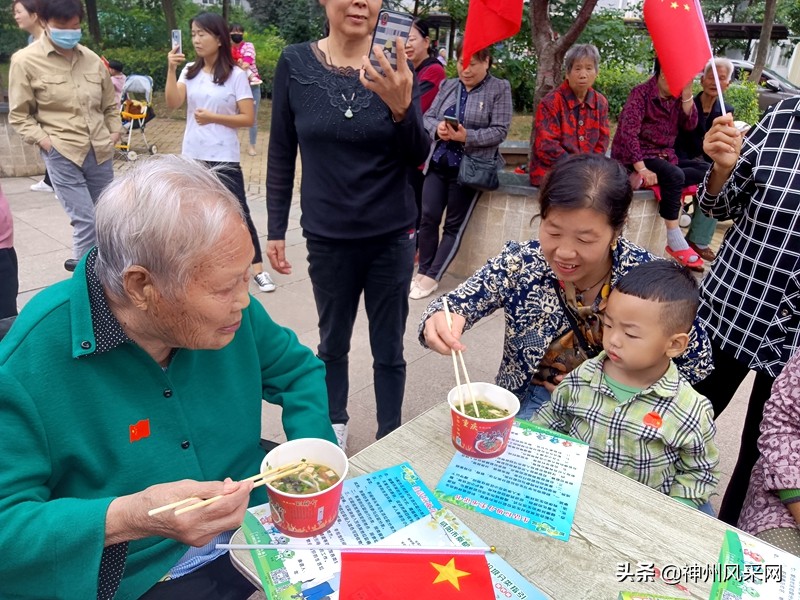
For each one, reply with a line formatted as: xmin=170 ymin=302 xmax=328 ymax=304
xmin=693 ymin=97 xmax=800 ymax=526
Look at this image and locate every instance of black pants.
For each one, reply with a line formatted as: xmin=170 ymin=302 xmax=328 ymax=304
xmin=417 ymin=166 xmax=481 ymax=281
xmin=139 ymin=554 xmax=256 ymax=600
xmin=678 ymin=157 xmax=711 ymax=187
xmin=307 ymin=233 xmax=416 ymax=439
xmin=408 ymin=166 xmax=425 ymax=236
xmin=205 ymin=162 xmax=262 ymax=265
xmin=644 ymin=158 xmax=684 ymax=221
xmin=43 ymin=168 xmax=52 ymax=187
xmin=692 ymin=338 xmax=776 ymax=525
xmin=0 ymin=247 xmax=19 ymax=319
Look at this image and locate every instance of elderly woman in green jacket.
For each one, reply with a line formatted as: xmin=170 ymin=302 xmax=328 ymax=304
xmin=0 ymin=155 xmax=335 ymax=600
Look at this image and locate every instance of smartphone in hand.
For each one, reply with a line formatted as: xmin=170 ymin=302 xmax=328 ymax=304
xmin=444 ymin=115 xmax=459 ymax=131
xmin=369 ymin=10 xmax=414 ymax=77
xmin=171 ymin=29 xmax=182 ymax=54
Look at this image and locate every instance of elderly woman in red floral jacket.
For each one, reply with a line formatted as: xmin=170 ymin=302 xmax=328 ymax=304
xmin=738 ymin=349 xmax=800 ymax=557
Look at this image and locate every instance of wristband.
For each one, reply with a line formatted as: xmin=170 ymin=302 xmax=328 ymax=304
xmin=682 ymin=98 xmax=693 ymax=103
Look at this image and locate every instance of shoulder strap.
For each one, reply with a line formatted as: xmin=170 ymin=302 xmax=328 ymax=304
xmin=550 ymin=279 xmax=600 ymax=359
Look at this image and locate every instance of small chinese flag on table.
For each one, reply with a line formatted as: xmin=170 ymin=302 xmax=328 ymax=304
xmin=339 ymin=551 xmax=495 ymax=600
xmin=643 ymin=0 xmax=712 ymax=96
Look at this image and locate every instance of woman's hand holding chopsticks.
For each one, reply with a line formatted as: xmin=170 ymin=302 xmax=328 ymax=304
xmin=105 ymin=478 xmax=254 ymax=548
xmin=423 ymin=308 xmax=467 ymax=355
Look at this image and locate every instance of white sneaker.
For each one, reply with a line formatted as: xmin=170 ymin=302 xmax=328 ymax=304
xmin=679 ymin=211 xmax=692 ymax=228
xmin=254 ymin=272 xmax=276 ymax=293
xmin=30 ymin=180 xmax=54 ymax=193
xmin=332 ymin=423 xmax=348 ymax=451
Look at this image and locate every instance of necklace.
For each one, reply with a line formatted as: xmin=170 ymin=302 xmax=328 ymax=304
xmin=341 ymin=93 xmax=355 ymax=119
xmin=574 ymin=268 xmax=612 ymax=305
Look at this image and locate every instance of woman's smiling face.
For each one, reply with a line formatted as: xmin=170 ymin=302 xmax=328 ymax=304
xmin=538 ymin=206 xmax=616 ymax=290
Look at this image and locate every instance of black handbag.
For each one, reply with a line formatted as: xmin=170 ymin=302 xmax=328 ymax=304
xmin=457 ymin=153 xmax=500 ymax=191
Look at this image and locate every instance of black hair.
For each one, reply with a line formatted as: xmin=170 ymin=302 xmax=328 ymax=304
xmin=230 ymin=22 xmax=244 ymax=33
xmin=186 ymin=12 xmax=234 ymax=85
xmin=455 ymin=40 xmax=491 ymax=65
xmin=536 ymin=154 xmax=632 ymax=232
xmin=412 ymin=19 xmax=435 ymax=59
xmin=12 ymin=0 xmax=40 ymax=17
xmin=653 ymin=57 xmax=661 ymax=77
xmin=39 ymin=0 xmax=83 ymax=22
xmin=107 ymin=59 xmax=124 ymax=72
xmin=614 ymin=260 xmax=699 ymax=334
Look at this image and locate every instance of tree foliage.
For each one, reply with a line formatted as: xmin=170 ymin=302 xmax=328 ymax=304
xmin=248 ymin=0 xmax=326 ymax=45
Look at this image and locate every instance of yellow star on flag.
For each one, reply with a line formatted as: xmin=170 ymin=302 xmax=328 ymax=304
xmin=431 ymin=558 xmax=471 ymax=590
xmin=670 ymin=2 xmax=678 ymax=8
xmin=683 ymin=3 xmax=690 ymax=9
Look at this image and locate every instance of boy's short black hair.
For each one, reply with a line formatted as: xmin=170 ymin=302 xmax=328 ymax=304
xmin=614 ymin=260 xmax=699 ymax=334
xmin=107 ymin=59 xmax=124 ymax=73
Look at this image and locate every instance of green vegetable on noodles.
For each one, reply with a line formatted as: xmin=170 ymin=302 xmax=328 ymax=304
xmin=270 ymin=463 xmax=340 ymax=495
xmin=461 ymin=399 xmax=509 ymax=420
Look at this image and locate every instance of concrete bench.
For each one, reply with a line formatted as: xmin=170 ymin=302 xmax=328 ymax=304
xmin=447 ymin=171 xmax=665 ymax=279
xmin=499 ymin=140 xmax=529 ymax=167
xmin=0 ymin=99 xmax=45 ymax=178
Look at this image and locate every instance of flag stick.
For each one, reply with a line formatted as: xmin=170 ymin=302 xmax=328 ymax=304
xmin=217 ymin=543 xmax=496 ymax=555
xmin=693 ymin=0 xmax=728 ymax=116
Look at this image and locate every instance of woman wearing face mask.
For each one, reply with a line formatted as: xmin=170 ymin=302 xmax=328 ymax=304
xmin=166 ymin=12 xmax=276 ymax=294
xmin=9 ymin=0 xmax=121 ymax=273
xmin=229 ymin=23 xmax=263 ymax=157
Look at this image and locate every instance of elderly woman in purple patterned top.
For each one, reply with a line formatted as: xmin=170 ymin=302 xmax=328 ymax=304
xmin=738 ymin=349 xmax=800 ymax=557
xmin=611 ymin=58 xmax=703 ymax=271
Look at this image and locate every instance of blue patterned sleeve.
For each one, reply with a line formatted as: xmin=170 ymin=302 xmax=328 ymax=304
xmin=418 ymin=241 xmax=526 ymax=347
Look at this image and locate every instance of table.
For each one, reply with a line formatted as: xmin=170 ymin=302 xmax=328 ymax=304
xmin=232 ymin=402 xmax=746 ymax=599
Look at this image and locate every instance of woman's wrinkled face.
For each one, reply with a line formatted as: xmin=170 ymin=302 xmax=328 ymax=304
xmin=539 ymin=207 xmax=616 ymax=290
xmin=191 ymin=23 xmax=221 ymax=59
xmin=146 ymin=216 xmax=253 ymax=351
xmin=13 ymin=3 xmax=38 ymax=31
xmin=701 ymin=66 xmax=730 ymax=99
xmin=321 ymin=0 xmax=381 ymax=39
xmin=457 ymin=54 xmax=490 ymax=88
xmin=566 ymin=57 xmax=597 ymax=96
xmin=405 ymin=26 xmax=429 ymax=66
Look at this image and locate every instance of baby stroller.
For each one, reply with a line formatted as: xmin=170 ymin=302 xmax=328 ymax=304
xmin=116 ymin=74 xmax=158 ymax=161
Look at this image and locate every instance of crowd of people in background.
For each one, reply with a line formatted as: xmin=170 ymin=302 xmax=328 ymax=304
xmin=2 ymin=0 xmax=800 ymax=596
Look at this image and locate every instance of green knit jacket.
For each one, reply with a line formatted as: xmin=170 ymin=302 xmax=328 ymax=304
xmin=0 ymin=264 xmax=335 ymax=599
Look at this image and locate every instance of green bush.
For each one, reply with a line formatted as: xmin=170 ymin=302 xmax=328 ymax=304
xmin=594 ymin=66 xmax=649 ymax=121
xmin=724 ymin=81 xmax=760 ymax=126
xmin=247 ymin=28 xmax=286 ymax=98
xmin=106 ymin=47 xmax=171 ymax=91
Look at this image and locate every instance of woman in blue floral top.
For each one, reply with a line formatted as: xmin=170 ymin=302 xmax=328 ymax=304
xmin=419 ymin=154 xmax=713 ymax=418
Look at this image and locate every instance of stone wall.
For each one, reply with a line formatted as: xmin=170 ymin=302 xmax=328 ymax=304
xmin=447 ymin=173 xmax=667 ymax=279
xmin=0 ymin=102 xmax=46 ymax=178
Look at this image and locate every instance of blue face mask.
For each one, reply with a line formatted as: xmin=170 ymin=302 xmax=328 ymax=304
xmin=49 ymin=27 xmax=82 ymax=49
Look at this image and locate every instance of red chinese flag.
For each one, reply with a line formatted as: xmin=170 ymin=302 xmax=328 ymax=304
xmin=129 ymin=419 xmax=151 ymax=443
xmin=339 ymin=552 xmax=495 ymax=600
xmin=461 ymin=0 xmax=524 ymax=69
xmin=643 ymin=0 xmax=712 ymax=96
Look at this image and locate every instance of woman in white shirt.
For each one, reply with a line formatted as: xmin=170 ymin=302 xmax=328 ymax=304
xmin=165 ymin=12 xmax=275 ymax=292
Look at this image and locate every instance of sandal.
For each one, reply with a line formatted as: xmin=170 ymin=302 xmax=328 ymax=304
xmin=665 ymin=245 xmax=704 ymax=271
xmin=687 ymin=240 xmax=716 ymax=262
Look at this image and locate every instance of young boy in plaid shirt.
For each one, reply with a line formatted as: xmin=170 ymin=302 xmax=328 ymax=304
xmin=533 ymin=261 xmax=719 ymax=512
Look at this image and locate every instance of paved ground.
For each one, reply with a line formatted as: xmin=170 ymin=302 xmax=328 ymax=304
xmin=3 ymin=115 xmax=755 ymax=517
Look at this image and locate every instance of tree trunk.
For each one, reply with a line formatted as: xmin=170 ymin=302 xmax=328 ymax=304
xmin=83 ymin=0 xmax=101 ymax=44
xmin=529 ymin=0 xmax=600 ymax=114
xmin=749 ymin=0 xmax=778 ymax=83
xmin=161 ymin=0 xmax=177 ymax=31
xmin=222 ymin=0 xmax=230 ymax=24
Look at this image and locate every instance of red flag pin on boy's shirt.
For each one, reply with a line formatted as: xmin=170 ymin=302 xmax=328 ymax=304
xmin=340 ymin=552 xmax=495 ymax=599
xmin=129 ymin=419 xmax=151 ymax=443
xmin=643 ymin=412 xmax=663 ymax=429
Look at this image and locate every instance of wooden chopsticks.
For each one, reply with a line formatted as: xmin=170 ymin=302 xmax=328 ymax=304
xmin=148 ymin=461 xmax=306 ymax=517
xmin=442 ymin=298 xmax=479 ymax=416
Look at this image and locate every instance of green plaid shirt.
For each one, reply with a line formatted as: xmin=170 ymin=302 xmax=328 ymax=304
xmin=533 ymin=352 xmax=719 ymax=505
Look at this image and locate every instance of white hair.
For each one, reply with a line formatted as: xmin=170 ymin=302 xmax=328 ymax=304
xmin=564 ymin=44 xmax=600 ymax=73
xmin=704 ymin=57 xmax=734 ymax=82
xmin=94 ymin=155 xmax=245 ymax=300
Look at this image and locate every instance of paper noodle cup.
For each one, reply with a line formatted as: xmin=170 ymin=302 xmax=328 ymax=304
xmin=260 ymin=437 xmax=348 ymax=537
xmin=448 ymin=383 xmax=520 ymax=459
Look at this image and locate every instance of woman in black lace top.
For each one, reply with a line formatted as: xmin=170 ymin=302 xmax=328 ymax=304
xmin=266 ymin=0 xmax=430 ymax=449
